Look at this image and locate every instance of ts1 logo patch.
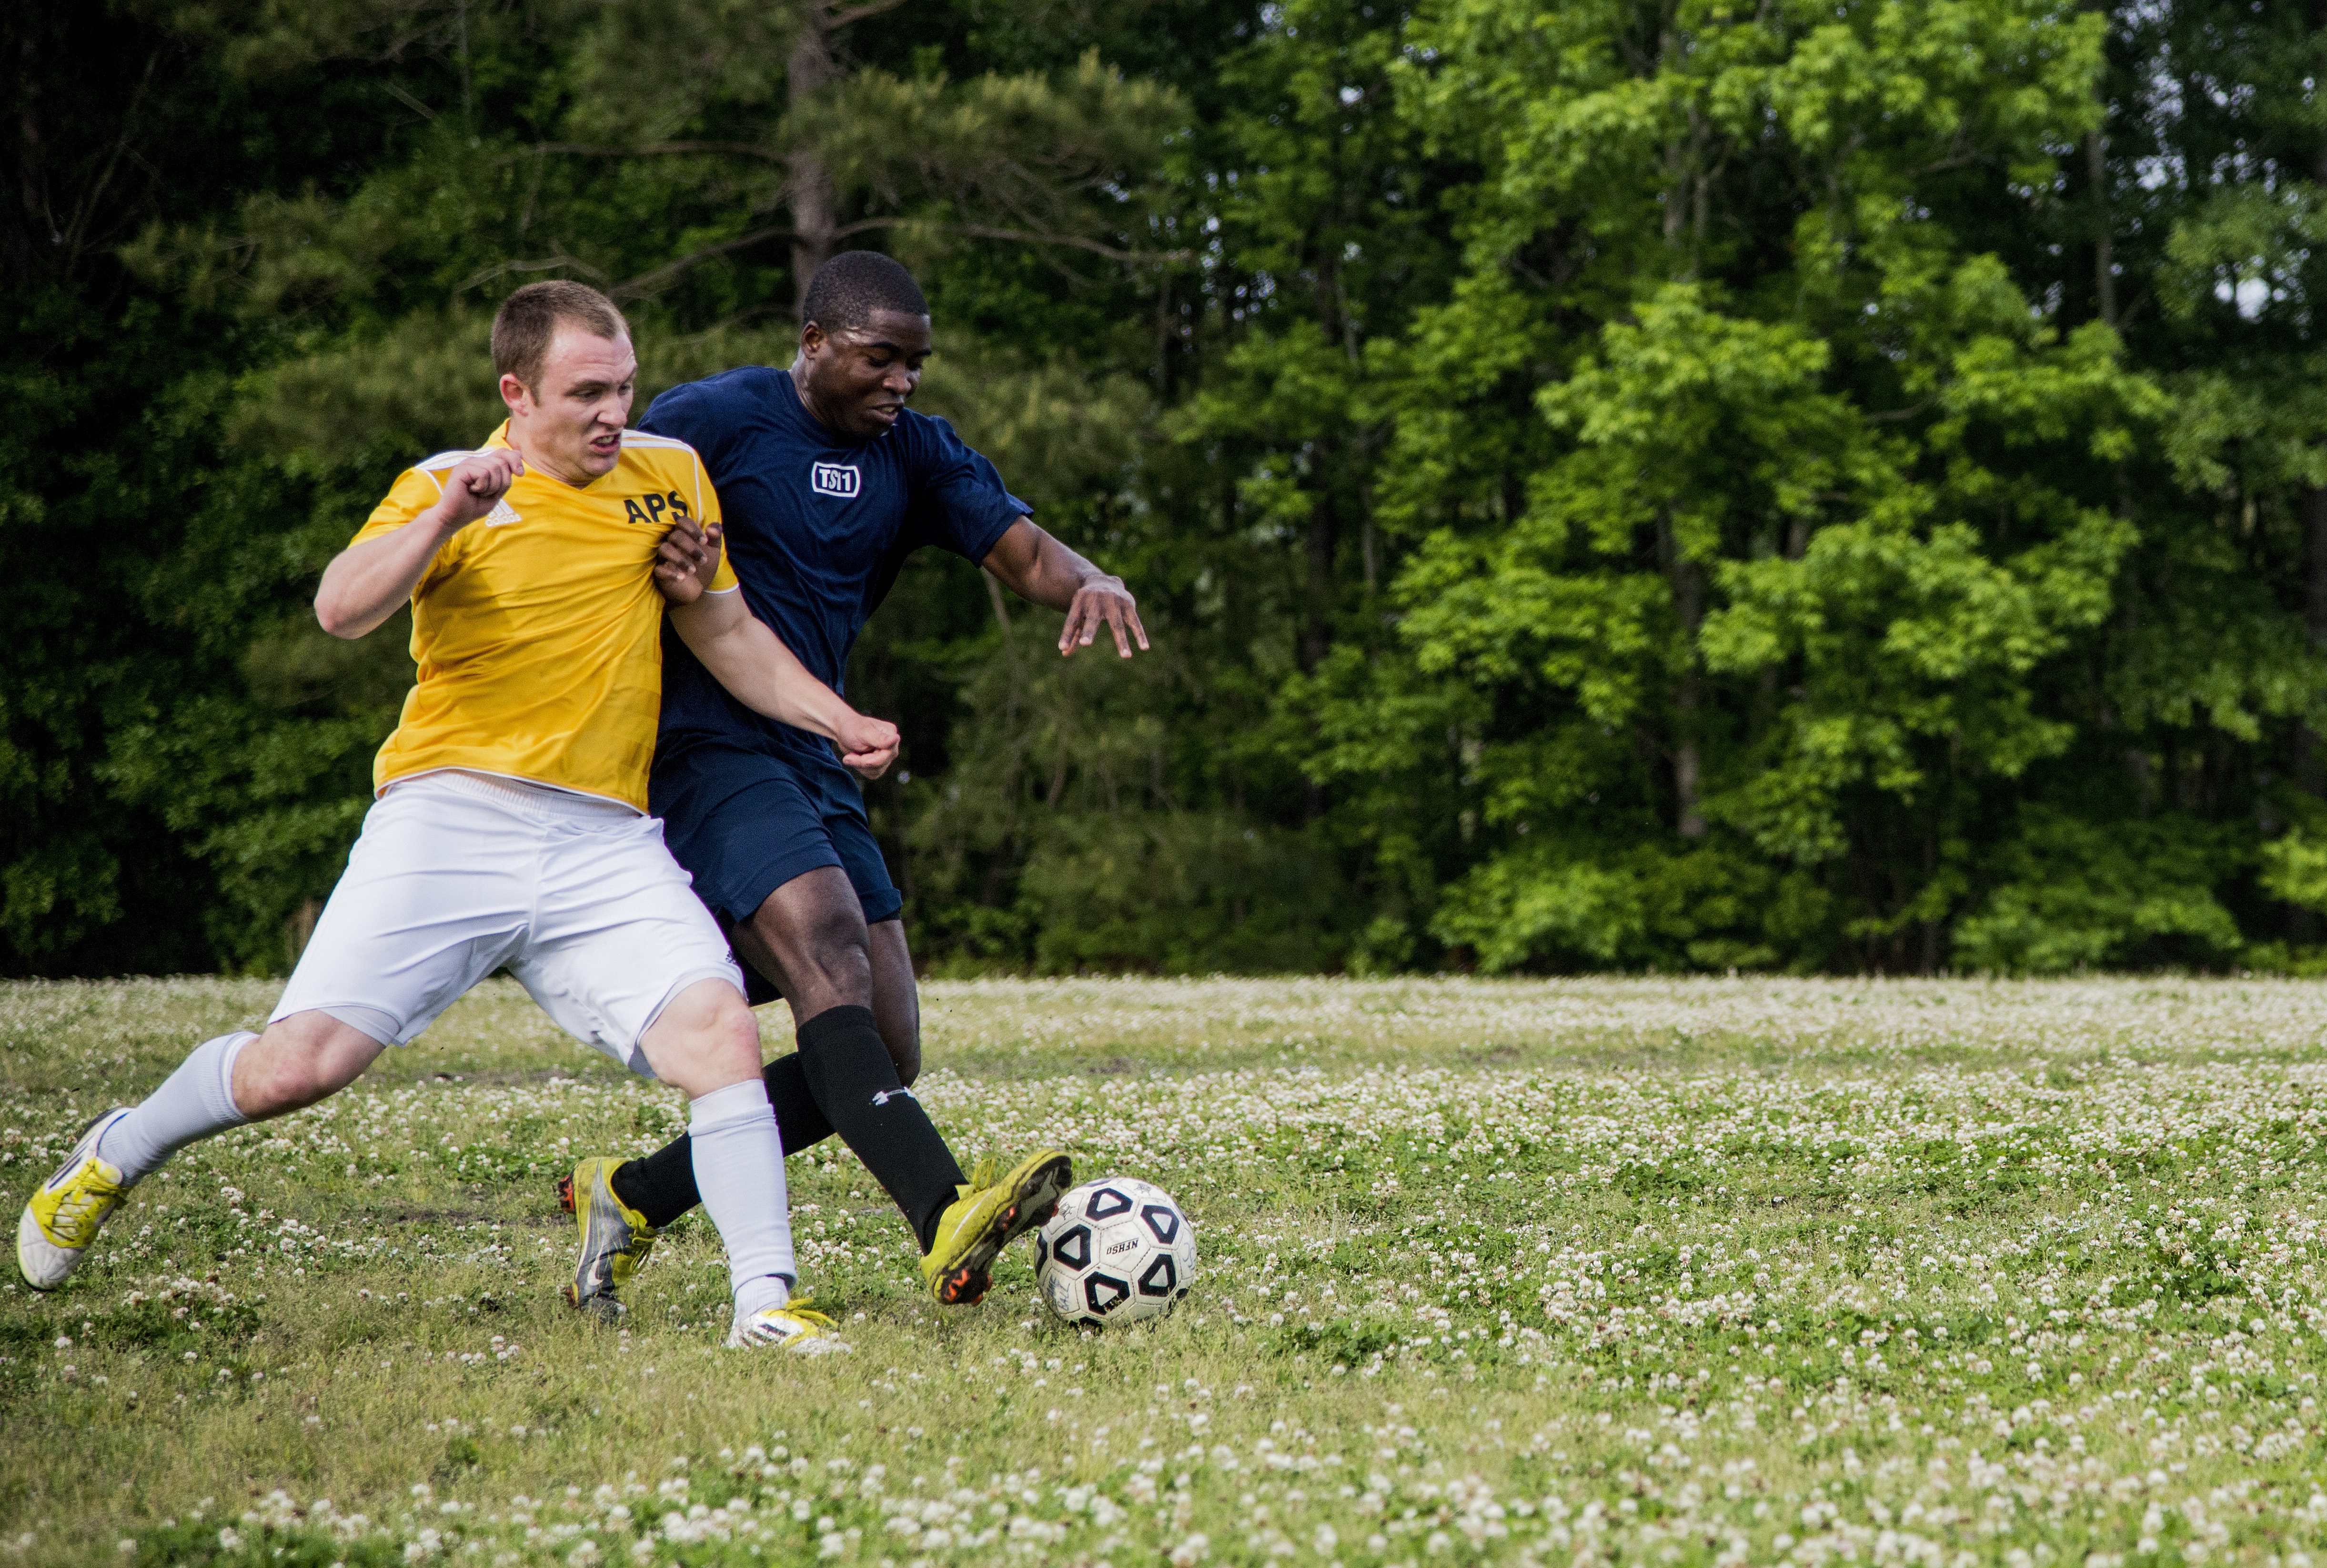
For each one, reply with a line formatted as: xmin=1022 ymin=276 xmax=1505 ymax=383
xmin=811 ymin=462 xmax=862 ymax=499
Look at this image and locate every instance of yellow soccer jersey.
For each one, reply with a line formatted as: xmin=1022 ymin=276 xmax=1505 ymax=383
xmin=353 ymin=422 xmax=737 ymax=811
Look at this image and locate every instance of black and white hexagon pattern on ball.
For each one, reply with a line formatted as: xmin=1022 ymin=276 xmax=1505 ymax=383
xmin=1034 ymin=1176 xmax=1197 ymax=1327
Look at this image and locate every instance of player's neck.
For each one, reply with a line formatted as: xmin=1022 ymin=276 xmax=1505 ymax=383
xmin=504 ymin=420 xmax=603 ymax=489
xmin=786 ymin=361 xmax=847 ymax=438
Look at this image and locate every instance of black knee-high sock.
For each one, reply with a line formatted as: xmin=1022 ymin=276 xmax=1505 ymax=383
xmin=795 ymin=1004 xmax=965 ymax=1252
xmin=611 ymin=1053 xmax=832 ymax=1228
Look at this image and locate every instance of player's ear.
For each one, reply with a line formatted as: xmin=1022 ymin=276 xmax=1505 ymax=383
xmin=499 ymin=372 xmax=532 ymax=416
xmin=798 ymin=322 xmax=827 ymax=361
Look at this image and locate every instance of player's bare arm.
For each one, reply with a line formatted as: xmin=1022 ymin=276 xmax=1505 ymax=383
xmin=313 ymin=449 xmax=524 ymax=638
xmin=666 ymin=586 xmax=902 ymax=777
xmin=654 ymin=514 xmax=897 ymax=775
xmin=980 ymin=517 xmax=1148 ymax=659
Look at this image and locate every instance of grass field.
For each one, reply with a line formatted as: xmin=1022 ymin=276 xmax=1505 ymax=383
xmin=4 ymin=975 xmax=2327 ymax=1568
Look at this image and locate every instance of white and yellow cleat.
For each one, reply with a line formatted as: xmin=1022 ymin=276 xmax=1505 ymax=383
xmin=17 ymin=1108 xmax=133 ymax=1291
xmin=726 ymin=1296 xmax=851 ymax=1356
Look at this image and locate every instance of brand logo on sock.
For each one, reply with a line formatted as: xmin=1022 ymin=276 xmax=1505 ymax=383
xmin=871 ymin=1087 xmax=916 ymax=1107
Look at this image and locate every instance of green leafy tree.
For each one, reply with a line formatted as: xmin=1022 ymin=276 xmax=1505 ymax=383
xmin=1310 ymin=0 xmax=2164 ymax=972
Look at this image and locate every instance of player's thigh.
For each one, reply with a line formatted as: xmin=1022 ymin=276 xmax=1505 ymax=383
xmin=739 ymin=867 xmax=873 ymax=1016
xmin=513 ymin=813 xmax=745 ymax=1078
xmin=733 ymin=784 xmax=897 ymax=1014
xmin=271 ymin=781 xmax=531 ymax=1046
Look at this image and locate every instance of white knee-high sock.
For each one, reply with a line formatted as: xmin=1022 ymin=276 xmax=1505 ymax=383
xmin=688 ymin=1079 xmax=795 ymax=1318
xmin=95 ymin=1032 xmax=254 ymax=1183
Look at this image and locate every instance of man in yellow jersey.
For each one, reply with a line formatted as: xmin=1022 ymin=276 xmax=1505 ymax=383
xmin=15 ymin=281 xmax=889 ymax=1353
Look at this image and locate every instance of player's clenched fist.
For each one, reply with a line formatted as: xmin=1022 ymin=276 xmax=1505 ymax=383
xmin=835 ymin=711 xmax=901 ymax=780
xmin=654 ymin=516 xmax=725 ymax=605
xmin=431 ymin=449 xmax=525 ymax=530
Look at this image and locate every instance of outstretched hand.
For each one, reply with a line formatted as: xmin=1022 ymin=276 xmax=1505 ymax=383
xmin=835 ymin=711 xmax=902 ymax=781
xmin=654 ymin=516 xmax=725 ymax=604
xmin=1059 ymin=575 xmax=1148 ymax=659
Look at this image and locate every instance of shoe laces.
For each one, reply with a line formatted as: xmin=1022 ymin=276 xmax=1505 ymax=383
xmin=967 ymin=1156 xmax=999 ymax=1190
xmin=50 ymin=1162 xmax=121 ymax=1237
xmin=777 ymin=1294 xmax=836 ymax=1330
xmin=739 ymin=1304 xmax=835 ymax=1341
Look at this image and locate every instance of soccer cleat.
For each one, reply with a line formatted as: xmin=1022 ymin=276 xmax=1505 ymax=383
xmin=557 ymin=1156 xmax=657 ymax=1319
xmin=726 ymin=1297 xmax=850 ymax=1355
xmin=920 ymin=1149 xmax=1074 ymax=1306
xmin=18 ymin=1108 xmax=134 ymax=1291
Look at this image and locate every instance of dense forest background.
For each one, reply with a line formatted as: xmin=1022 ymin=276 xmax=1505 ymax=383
xmin=5 ymin=0 xmax=2327 ymax=978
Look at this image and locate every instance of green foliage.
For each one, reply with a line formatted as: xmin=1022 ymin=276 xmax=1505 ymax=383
xmin=10 ymin=0 xmax=2327 ymax=976
xmin=1952 ymin=809 xmax=2249 ymax=974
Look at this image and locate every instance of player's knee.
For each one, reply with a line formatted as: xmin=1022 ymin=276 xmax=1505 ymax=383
xmin=235 ymin=1020 xmax=356 ymax=1118
xmin=799 ymin=911 xmax=873 ymax=994
xmin=244 ymin=1052 xmax=332 ymax=1117
xmin=687 ymin=987 xmax=765 ymax=1082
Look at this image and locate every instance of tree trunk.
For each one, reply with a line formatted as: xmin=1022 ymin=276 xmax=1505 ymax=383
xmin=1660 ymin=513 xmax=1708 ymax=839
xmin=1302 ymin=488 xmax=1335 ymax=675
xmin=12 ymin=25 xmax=47 ymax=289
xmin=1298 ymin=487 xmax=1334 ymax=822
xmin=2086 ymin=129 xmax=2116 ymax=330
xmin=2291 ymin=0 xmax=2327 ymax=940
xmin=786 ymin=19 xmax=839 ymax=315
xmin=2085 ymin=102 xmax=2162 ymax=821
xmin=2301 ymin=60 xmax=2327 ymax=799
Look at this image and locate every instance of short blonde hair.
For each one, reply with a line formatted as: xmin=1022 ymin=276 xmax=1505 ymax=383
xmin=492 ymin=281 xmax=627 ymax=392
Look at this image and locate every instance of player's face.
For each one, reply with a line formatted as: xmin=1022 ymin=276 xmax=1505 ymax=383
xmin=798 ymin=311 xmax=932 ymax=439
xmin=502 ymin=328 xmax=637 ymax=486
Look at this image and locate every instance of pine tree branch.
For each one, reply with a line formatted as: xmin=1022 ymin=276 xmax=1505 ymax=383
xmin=612 ymin=213 xmax=1186 ymax=301
xmin=833 ymin=216 xmax=1189 ymax=263
xmin=612 ymin=226 xmax=796 ymax=297
xmin=823 ymin=0 xmax=912 ymax=28
xmin=517 ymin=141 xmax=784 ymax=162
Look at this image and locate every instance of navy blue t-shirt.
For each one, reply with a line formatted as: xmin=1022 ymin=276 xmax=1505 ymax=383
xmin=639 ymin=366 xmax=1028 ymax=762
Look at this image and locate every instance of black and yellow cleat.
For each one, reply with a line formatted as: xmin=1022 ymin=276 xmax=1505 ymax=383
xmin=557 ymin=1156 xmax=657 ymax=1320
xmin=919 ymin=1149 xmax=1073 ymax=1306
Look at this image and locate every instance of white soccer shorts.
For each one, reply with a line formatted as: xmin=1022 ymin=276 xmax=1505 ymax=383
xmin=271 ymin=770 xmax=743 ymax=1076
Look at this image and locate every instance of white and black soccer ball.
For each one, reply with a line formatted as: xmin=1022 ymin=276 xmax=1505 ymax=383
xmin=1034 ymin=1177 xmax=1195 ymax=1327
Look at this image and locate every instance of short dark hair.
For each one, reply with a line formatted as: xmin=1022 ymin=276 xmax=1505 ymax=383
xmin=492 ymin=281 xmax=627 ymax=391
xmin=801 ymin=251 xmax=928 ymax=333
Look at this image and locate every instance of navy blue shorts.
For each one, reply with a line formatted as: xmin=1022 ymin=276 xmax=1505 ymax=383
xmin=650 ymin=739 xmax=905 ymax=935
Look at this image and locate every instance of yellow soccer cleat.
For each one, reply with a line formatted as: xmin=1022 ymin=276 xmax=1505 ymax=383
xmin=920 ymin=1149 xmax=1074 ymax=1306
xmin=18 ymin=1108 xmax=133 ymax=1291
xmin=726 ymin=1295 xmax=850 ymax=1355
xmin=557 ymin=1156 xmax=657 ymax=1319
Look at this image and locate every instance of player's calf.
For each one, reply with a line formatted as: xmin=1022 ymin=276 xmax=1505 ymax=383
xmin=635 ymin=979 xmax=804 ymax=1334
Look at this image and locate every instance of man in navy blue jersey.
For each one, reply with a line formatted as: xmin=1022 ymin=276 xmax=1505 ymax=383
xmin=557 ymin=251 xmax=1149 ymax=1315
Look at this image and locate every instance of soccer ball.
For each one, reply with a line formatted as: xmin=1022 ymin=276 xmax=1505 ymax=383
xmin=1034 ymin=1177 xmax=1195 ymax=1326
